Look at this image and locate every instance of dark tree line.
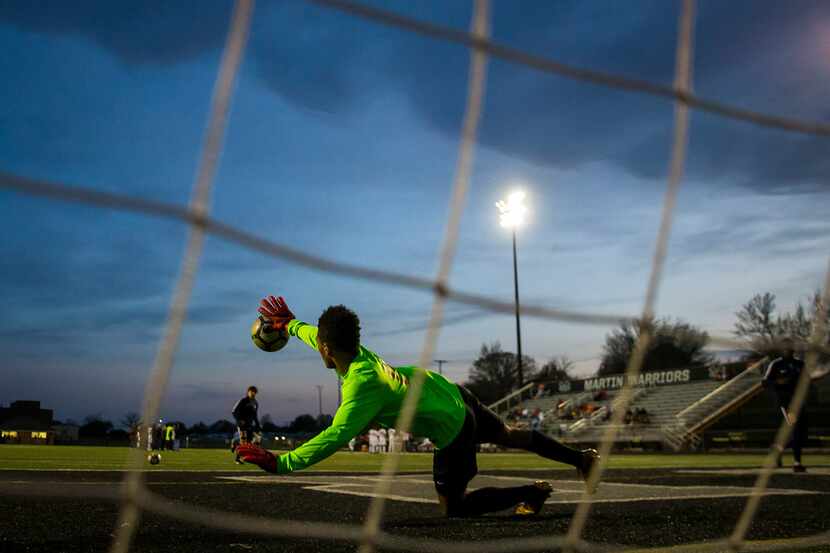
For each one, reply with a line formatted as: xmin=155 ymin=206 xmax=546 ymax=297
xmin=73 ymin=411 xmax=330 ymax=438
xmin=597 ymin=318 xmax=711 ymax=377
xmin=464 ymin=342 xmax=574 ymax=404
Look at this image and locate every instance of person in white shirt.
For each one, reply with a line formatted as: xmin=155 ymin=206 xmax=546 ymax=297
xmin=388 ymin=428 xmax=397 ymax=452
xmin=378 ymin=428 xmax=388 ymax=453
xmin=368 ymin=428 xmax=378 ymax=453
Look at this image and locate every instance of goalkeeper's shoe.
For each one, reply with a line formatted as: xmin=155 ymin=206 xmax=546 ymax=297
xmin=577 ymin=448 xmax=600 ymax=494
xmin=514 ymin=480 xmax=553 ymax=516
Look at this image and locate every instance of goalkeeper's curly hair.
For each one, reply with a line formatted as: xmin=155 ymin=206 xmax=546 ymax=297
xmin=318 ymin=305 xmax=361 ymax=355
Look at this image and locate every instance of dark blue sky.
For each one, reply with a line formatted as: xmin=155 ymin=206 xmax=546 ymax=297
xmin=1 ymin=1 xmax=828 ymax=425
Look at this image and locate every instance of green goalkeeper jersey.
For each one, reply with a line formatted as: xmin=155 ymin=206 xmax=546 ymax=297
xmin=275 ymin=319 xmax=467 ymax=474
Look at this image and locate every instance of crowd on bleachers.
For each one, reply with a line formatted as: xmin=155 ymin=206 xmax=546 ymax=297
xmin=623 ymin=408 xmax=651 ymax=425
xmin=556 ymin=390 xmax=612 ymax=422
xmin=497 ymin=368 xmax=744 ymax=444
xmin=506 ymin=407 xmax=545 ymax=430
xmin=505 ymin=387 xmax=620 ymax=429
xmin=500 ymin=378 xmax=666 ymax=434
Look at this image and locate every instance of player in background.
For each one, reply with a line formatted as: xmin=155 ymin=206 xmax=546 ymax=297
xmin=378 ymin=427 xmax=388 ymax=453
xmin=232 ymin=386 xmax=262 ymax=465
xmin=368 ymin=428 xmax=378 ymax=453
xmin=164 ymin=424 xmax=175 ymax=451
xmin=238 ymin=296 xmax=599 ymax=517
xmin=388 ymin=428 xmax=398 ymax=452
xmin=763 ymin=338 xmax=823 ymax=473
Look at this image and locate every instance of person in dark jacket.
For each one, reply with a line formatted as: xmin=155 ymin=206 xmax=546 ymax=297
xmin=153 ymin=422 xmax=164 ymax=451
xmin=232 ymin=386 xmax=261 ymax=464
xmin=763 ymin=339 xmax=815 ymax=473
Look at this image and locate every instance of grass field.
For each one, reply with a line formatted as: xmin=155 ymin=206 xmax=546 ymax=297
xmin=2 ymin=444 xmax=829 ymax=472
xmin=3 ymin=445 xmax=830 ymax=552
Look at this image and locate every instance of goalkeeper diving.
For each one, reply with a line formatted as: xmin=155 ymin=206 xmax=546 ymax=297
xmin=237 ymin=295 xmax=599 ymax=517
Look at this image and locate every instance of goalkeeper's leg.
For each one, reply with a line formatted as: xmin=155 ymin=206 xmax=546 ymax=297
xmin=458 ymin=386 xmax=599 ymax=492
xmin=434 ymin=405 xmax=552 ymax=517
xmin=440 ymin=483 xmax=552 ymax=518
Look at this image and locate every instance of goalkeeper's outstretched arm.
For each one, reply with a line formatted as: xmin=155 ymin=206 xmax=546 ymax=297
xmin=237 ymin=376 xmax=385 ymax=474
xmin=286 ymin=319 xmax=320 ymax=351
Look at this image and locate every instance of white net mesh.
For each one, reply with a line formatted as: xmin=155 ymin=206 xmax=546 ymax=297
xmin=1 ymin=1 xmax=828 ymax=552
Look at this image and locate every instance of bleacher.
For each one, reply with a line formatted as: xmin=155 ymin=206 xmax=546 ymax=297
xmin=497 ymin=390 xmax=587 ymax=429
xmin=491 ymin=364 xmax=759 ymax=449
xmin=663 ymin=362 xmax=765 ymax=449
xmin=561 ymin=380 xmax=721 ymax=445
xmin=622 ymin=379 xmax=722 ymax=427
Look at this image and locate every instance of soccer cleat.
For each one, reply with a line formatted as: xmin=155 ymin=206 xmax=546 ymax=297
xmin=793 ymin=464 xmax=807 ymax=473
xmin=514 ymin=480 xmax=553 ymax=516
xmin=577 ymin=448 xmax=600 ymax=494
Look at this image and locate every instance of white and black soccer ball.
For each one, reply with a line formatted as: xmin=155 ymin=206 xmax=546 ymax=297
xmin=251 ymin=316 xmax=289 ymax=352
xmin=148 ymin=453 xmax=161 ymax=465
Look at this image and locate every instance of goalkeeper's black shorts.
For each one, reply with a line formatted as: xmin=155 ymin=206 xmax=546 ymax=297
xmin=433 ymin=385 xmax=506 ymax=498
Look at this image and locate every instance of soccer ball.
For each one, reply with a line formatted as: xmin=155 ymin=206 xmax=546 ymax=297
xmin=148 ymin=453 xmax=161 ymax=465
xmin=251 ymin=316 xmax=289 ymax=352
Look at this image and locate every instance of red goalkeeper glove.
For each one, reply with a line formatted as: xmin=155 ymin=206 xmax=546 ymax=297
xmin=258 ymin=295 xmax=295 ymax=331
xmin=236 ymin=443 xmax=278 ymax=473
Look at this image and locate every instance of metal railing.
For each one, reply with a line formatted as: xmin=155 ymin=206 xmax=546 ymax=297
xmin=487 ymin=382 xmax=536 ymax=414
xmin=662 ymin=360 xmax=767 ymax=450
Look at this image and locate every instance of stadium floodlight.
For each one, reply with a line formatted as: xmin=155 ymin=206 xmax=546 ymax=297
xmin=495 ymin=189 xmax=529 ymax=387
xmin=495 ymin=190 xmax=528 ymax=228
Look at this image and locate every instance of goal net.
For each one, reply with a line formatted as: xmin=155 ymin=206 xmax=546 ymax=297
xmin=1 ymin=1 xmax=828 ymax=552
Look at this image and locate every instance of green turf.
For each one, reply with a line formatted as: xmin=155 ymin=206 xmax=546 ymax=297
xmin=1 ymin=444 xmax=828 ymax=472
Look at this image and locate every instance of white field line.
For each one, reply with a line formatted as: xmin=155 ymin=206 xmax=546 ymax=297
xmin=479 ymin=474 xmax=823 ymax=491
xmin=306 ymin=484 xmax=438 ymax=505
xmin=675 ymin=468 xmax=830 ymax=476
xmin=218 ymin=474 xmax=820 ymax=506
xmin=303 ymin=486 xmax=817 ymax=506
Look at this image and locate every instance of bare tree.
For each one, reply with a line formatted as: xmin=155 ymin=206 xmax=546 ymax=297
xmin=120 ymin=412 xmax=142 ymax=433
xmin=734 ymin=291 xmax=829 ymax=359
xmin=734 ymin=292 xmax=777 ymax=342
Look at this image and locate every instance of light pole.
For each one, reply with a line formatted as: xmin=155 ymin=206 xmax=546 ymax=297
xmin=495 ymin=190 xmax=528 ymax=387
xmin=315 ymin=385 xmax=323 ymax=418
xmin=434 ymin=359 xmax=448 ymax=375
xmin=336 ymin=375 xmax=341 ymax=407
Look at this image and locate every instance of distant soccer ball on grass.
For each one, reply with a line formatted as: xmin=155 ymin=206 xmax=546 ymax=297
xmin=251 ymin=316 xmax=289 ymax=352
xmin=148 ymin=453 xmax=161 ymax=465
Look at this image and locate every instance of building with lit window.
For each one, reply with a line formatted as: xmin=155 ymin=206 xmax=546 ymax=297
xmin=0 ymin=400 xmax=54 ymax=445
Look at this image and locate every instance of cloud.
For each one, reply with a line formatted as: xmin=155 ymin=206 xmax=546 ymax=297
xmin=249 ymin=2 xmax=830 ymax=195
xmin=366 ymin=308 xmax=493 ymax=338
xmin=3 ymin=2 xmax=828 ymax=193
xmin=0 ymin=0 xmax=232 ymax=65
xmin=672 ymin=211 xmax=830 ymax=266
